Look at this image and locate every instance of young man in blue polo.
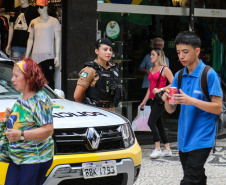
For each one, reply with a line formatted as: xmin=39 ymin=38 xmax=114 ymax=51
xmin=162 ymin=31 xmax=222 ymax=184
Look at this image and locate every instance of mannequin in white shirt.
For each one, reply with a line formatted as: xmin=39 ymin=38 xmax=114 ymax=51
xmin=25 ymin=1 xmax=61 ymax=89
xmin=25 ymin=6 xmax=61 ymax=67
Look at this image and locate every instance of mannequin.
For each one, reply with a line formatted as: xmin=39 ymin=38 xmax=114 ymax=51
xmin=25 ymin=0 xmax=61 ymax=89
xmin=5 ymin=0 xmax=39 ymax=60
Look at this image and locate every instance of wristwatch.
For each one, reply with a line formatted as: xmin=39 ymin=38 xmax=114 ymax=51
xmin=160 ymin=88 xmax=164 ymax=92
xmin=20 ymin=130 xmax=25 ymax=140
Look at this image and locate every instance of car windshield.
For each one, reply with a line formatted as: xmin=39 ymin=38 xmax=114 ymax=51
xmin=0 ymin=61 xmax=59 ymax=99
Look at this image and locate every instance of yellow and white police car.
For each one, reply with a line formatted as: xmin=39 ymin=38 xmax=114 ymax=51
xmin=0 ymin=53 xmax=142 ymax=185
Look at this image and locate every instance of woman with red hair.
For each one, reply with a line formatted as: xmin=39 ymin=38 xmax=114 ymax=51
xmin=3 ymin=58 xmax=54 ymax=185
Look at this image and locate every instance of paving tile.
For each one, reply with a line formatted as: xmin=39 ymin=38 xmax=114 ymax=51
xmin=135 ymin=138 xmax=226 ymax=185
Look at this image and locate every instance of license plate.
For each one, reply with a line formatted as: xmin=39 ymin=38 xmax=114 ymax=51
xmin=82 ymin=160 xmax=117 ymax=179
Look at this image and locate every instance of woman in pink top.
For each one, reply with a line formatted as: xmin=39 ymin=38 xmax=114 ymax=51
xmin=140 ymin=48 xmax=174 ymax=159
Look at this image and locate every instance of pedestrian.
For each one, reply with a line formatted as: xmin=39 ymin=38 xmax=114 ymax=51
xmin=138 ymin=37 xmax=170 ymax=101
xmin=74 ymin=38 xmax=124 ymax=112
xmin=3 ymin=58 xmax=54 ymax=185
xmin=140 ymin=48 xmax=174 ymax=158
xmin=162 ymin=31 xmax=222 ymax=184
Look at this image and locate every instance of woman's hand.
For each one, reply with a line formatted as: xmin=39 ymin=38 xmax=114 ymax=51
xmin=139 ymin=102 xmax=146 ymax=110
xmin=5 ymin=123 xmax=53 ymax=142
xmin=5 ymin=129 xmax=21 ymax=142
xmin=152 ymin=88 xmax=161 ymax=95
xmin=4 ymin=108 xmax=12 ymax=118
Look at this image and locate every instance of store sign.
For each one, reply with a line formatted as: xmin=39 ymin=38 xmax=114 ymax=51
xmin=211 ymin=10 xmax=222 ymax=16
xmin=106 ymin=21 xmax=120 ymax=39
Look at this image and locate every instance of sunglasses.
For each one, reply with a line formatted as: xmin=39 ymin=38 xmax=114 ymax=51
xmin=35 ymin=6 xmax=45 ymax=9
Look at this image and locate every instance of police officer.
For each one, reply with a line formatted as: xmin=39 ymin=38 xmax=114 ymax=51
xmin=74 ymin=38 xmax=124 ymax=112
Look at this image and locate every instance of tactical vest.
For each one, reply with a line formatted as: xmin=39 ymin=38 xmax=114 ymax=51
xmin=84 ymin=61 xmax=121 ymax=101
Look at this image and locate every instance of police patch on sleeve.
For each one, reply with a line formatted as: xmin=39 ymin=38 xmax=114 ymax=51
xmin=80 ymin=72 xmax=88 ymax=78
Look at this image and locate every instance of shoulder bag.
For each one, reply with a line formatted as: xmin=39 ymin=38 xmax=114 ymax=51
xmin=154 ymin=66 xmax=165 ymax=104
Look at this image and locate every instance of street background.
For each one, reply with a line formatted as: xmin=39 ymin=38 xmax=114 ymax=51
xmin=134 ymin=131 xmax=226 ymax=185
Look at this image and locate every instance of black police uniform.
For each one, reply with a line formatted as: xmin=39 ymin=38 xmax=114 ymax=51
xmin=84 ymin=61 xmax=124 ymax=108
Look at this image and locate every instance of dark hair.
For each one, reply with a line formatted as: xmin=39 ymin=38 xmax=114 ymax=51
xmin=174 ymin=31 xmax=201 ymax=49
xmin=95 ymin=38 xmax=114 ymax=50
xmin=23 ymin=58 xmax=47 ymax=92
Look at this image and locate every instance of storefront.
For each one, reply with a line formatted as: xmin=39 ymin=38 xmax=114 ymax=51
xmin=2 ymin=0 xmax=226 ymax=122
xmin=96 ymin=1 xmax=226 ymax=121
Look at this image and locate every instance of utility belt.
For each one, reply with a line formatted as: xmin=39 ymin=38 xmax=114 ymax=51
xmin=84 ymin=97 xmax=114 ymax=108
xmin=97 ymin=101 xmax=114 ymax=108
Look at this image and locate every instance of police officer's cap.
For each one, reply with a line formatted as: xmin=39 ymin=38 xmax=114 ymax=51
xmin=95 ymin=38 xmax=114 ymax=50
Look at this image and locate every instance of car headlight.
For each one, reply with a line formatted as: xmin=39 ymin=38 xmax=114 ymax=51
xmin=118 ymin=123 xmax=135 ymax=148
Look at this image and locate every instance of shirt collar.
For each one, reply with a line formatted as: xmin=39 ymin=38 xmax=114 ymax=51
xmin=182 ymin=59 xmax=205 ymax=77
xmin=94 ymin=60 xmax=114 ymax=70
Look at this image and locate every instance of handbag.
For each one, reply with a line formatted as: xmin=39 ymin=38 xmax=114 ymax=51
xmin=154 ymin=66 xmax=165 ymax=104
xmin=132 ymin=106 xmax=151 ymax=131
xmin=0 ymin=113 xmax=10 ymax=163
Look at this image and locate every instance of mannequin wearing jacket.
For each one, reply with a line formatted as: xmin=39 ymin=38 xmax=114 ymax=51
xmin=25 ymin=0 xmax=61 ymax=89
xmin=5 ymin=0 xmax=39 ymax=60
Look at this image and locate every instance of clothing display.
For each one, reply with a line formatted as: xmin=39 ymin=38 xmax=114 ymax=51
xmin=10 ymin=5 xmax=39 ymax=47
xmin=6 ymin=90 xmax=54 ymax=165
xmin=0 ymin=15 xmax=9 ymax=52
xmin=28 ymin=16 xmax=61 ymax=64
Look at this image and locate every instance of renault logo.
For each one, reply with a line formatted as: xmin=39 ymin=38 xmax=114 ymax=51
xmin=85 ymin=128 xmax=100 ymax=150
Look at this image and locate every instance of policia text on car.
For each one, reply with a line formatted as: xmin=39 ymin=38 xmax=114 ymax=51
xmin=74 ymin=38 xmax=125 ymax=112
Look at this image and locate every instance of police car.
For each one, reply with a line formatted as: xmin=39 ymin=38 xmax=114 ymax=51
xmin=0 ymin=52 xmax=142 ymax=185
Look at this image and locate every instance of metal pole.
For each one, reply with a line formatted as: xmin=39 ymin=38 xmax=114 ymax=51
xmin=190 ymin=0 xmax=195 ymax=32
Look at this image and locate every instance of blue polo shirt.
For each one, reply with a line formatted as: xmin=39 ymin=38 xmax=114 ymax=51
xmin=171 ymin=60 xmax=222 ymax=152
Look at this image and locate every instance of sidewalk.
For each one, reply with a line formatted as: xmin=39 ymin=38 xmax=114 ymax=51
xmin=134 ymin=138 xmax=226 ymax=185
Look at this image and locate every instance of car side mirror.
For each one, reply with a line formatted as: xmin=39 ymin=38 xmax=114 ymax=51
xmin=54 ymin=89 xmax=65 ymax=99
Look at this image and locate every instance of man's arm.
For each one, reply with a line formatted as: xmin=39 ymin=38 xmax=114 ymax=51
xmin=174 ymin=89 xmax=222 ymax=115
xmin=138 ymin=67 xmax=149 ymax=74
xmin=138 ymin=54 xmax=151 ymax=74
xmin=165 ymin=57 xmax=169 ymax=67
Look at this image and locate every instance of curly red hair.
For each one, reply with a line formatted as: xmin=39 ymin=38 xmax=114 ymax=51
xmin=23 ymin=58 xmax=48 ymax=92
